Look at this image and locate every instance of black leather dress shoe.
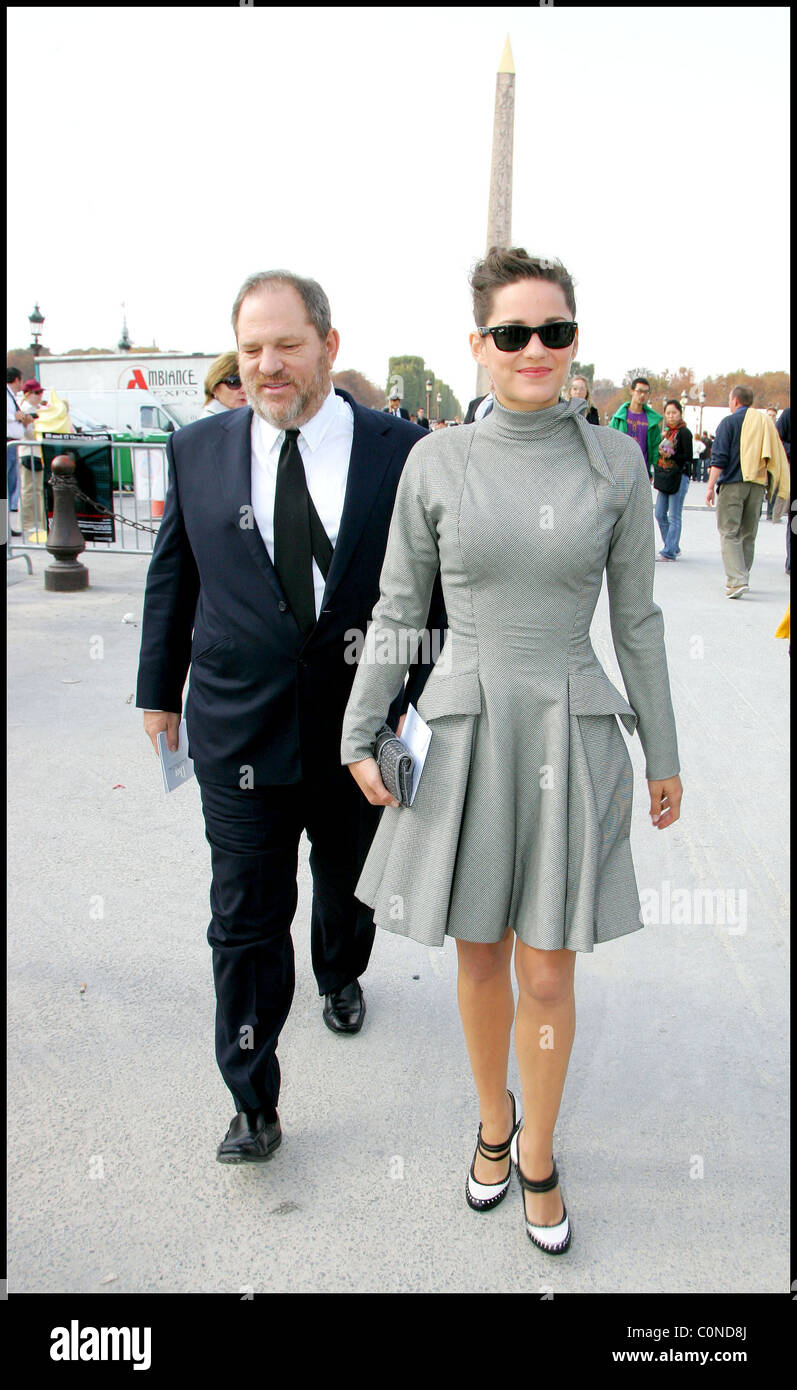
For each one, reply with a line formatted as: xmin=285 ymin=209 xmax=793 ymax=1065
xmin=216 ymin=1109 xmax=282 ymax=1164
xmin=323 ymin=980 xmax=366 ymax=1034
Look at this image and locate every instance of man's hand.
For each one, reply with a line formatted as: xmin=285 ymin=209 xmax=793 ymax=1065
xmin=347 ymin=756 xmax=400 ymax=808
xmin=705 ymin=483 xmax=716 ymax=507
xmin=143 ymin=710 xmax=180 ymax=756
xmin=648 ymin=775 xmax=682 ymax=830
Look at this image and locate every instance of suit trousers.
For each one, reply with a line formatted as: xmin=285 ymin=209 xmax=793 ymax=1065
xmin=716 ymin=481 xmax=766 ymax=589
xmin=198 ymin=764 xmax=379 ymax=1119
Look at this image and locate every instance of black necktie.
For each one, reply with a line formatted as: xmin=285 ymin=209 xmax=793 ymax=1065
xmin=273 ymin=428 xmax=333 ymax=636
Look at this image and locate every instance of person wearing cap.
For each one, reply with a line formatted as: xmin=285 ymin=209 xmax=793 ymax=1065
xmin=18 ymin=380 xmax=48 ymax=542
xmin=201 ymin=352 xmax=248 ymax=416
xmin=383 ymin=387 xmax=409 ymax=420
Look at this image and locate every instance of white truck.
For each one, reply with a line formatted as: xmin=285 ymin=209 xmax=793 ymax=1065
xmin=35 ymin=352 xmax=222 ymax=430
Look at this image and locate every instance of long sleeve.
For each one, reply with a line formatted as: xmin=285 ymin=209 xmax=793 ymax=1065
xmin=776 ymin=408 xmax=790 ymax=460
xmin=341 ymin=444 xmax=440 ymax=764
xmin=709 ymin=415 xmax=732 ymax=479
xmin=135 ymin=436 xmax=200 ymax=713
xmin=605 ymin=448 xmax=680 ymax=781
xmin=674 ymin=425 xmax=693 ymax=474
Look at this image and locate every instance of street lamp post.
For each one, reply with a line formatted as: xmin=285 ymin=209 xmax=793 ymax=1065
xmin=28 ymin=302 xmax=45 ymax=352
xmin=425 ymin=377 xmax=433 ymax=423
xmin=436 ymin=391 xmax=442 ymax=422
xmin=698 ymin=389 xmax=706 ymax=437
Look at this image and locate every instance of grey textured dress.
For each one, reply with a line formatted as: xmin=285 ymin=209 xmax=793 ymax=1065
xmin=340 ymin=397 xmax=680 ymax=952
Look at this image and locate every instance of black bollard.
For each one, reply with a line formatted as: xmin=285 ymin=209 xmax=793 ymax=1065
xmin=44 ymin=453 xmax=90 ymax=592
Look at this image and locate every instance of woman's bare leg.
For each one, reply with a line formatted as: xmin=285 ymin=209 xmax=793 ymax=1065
xmin=455 ymin=929 xmax=516 ymax=1183
xmin=513 ymin=941 xmax=576 ymax=1227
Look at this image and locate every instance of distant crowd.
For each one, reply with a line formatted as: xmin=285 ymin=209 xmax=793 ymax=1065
xmin=7 ymin=354 xmax=791 ymax=595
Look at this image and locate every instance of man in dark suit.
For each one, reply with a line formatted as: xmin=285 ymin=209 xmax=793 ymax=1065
xmin=383 ymin=387 xmax=409 ymax=419
xmin=463 ymin=387 xmax=494 ymax=424
xmin=137 ymin=270 xmax=442 ymax=1163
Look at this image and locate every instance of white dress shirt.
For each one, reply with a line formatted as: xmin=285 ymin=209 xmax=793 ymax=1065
xmin=251 ymin=385 xmax=354 ymax=618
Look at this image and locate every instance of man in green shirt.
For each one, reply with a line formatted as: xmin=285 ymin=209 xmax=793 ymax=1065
xmin=609 ymin=377 xmax=662 ymax=480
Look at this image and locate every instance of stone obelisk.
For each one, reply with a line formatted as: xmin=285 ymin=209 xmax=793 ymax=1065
xmin=476 ymin=35 xmax=515 ymax=398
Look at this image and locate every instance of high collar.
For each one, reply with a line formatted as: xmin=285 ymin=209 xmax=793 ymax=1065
xmin=481 ymin=394 xmax=614 ymax=483
xmin=485 ymin=395 xmax=587 ymax=438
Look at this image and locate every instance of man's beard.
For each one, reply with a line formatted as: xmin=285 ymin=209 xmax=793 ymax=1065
xmin=243 ymin=357 xmax=330 ymax=429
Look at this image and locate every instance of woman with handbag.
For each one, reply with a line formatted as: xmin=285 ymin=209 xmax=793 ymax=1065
xmin=653 ymin=399 xmax=693 ymax=561
xmin=341 ymin=246 xmax=682 ymax=1256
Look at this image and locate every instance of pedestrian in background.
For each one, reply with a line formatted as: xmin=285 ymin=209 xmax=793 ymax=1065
xmin=201 ymin=352 xmax=248 ymax=416
xmin=6 ymin=365 xmax=25 ymax=533
xmin=609 ymin=377 xmax=662 ymax=480
xmin=464 ymin=378 xmax=495 ymax=423
xmin=765 ymin=408 xmax=787 ymax=522
xmin=706 ymin=385 xmax=789 ymax=598
xmin=776 ymin=406 xmax=790 ymax=571
xmin=566 ymin=374 xmax=599 ymax=424
xmin=383 ymin=387 xmax=409 ymax=419
xmin=653 ymin=399 xmax=692 ymax=561
xmin=18 ymin=379 xmax=47 ymax=542
xmin=694 ymin=433 xmax=705 ymax=482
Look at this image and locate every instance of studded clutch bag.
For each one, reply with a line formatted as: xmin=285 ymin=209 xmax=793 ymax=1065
xmin=374 ymin=723 xmax=415 ymax=807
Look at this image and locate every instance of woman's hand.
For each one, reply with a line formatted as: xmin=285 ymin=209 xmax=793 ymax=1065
xmin=647 ymin=775 xmax=682 ymax=829
xmin=347 ymin=756 xmax=400 ymax=808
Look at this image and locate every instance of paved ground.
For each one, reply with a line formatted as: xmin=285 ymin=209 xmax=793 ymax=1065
xmin=7 ymin=483 xmax=790 ymax=1294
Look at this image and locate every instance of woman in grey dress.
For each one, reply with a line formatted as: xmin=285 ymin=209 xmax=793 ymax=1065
xmin=341 ymin=247 xmax=682 ymax=1254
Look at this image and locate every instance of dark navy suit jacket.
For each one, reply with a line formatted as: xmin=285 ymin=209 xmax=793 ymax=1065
xmin=136 ymin=389 xmax=445 ymax=786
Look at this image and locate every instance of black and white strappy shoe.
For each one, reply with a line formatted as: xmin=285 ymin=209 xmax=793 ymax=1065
xmin=465 ymin=1090 xmax=521 ymax=1212
xmin=510 ymin=1125 xmax=572 ymax=1254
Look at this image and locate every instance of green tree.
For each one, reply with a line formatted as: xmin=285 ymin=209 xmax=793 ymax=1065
xmin=386 ymin=356 xmax=462 ymax=419
xmin=385 ymin=356 xmax=428 ymax=415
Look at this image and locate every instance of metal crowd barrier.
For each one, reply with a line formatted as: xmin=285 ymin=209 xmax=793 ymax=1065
xmin=5 ymin=438 xmax=169 ymax=556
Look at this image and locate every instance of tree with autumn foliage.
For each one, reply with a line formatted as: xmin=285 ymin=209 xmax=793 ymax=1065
xmin=331 ymin=369 xmax=384 ymax=409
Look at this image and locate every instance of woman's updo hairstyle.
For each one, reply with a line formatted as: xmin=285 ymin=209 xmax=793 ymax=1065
xmin=470 ymin=246 xmax=577 ymax=325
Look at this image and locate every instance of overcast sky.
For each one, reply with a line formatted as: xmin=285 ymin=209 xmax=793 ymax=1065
xmin=7 ymin=5 xmax=790 ymax=409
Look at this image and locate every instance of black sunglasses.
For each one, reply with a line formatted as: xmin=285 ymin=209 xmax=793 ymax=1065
xmin=221 ymin=375 xmax=242 ymax=388
xmin=477 ymin=322 xmax=578 ymax=352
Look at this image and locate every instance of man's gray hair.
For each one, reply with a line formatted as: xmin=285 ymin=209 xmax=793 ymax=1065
xmin=231 ymin=271 xmax=332 ymax=341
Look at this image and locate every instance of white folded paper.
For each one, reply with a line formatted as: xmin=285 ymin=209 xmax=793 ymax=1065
xmin=156 ymin=720 xmax=195 ymax=793
xmin=400 ymin=703 xmax=432 ymax=805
